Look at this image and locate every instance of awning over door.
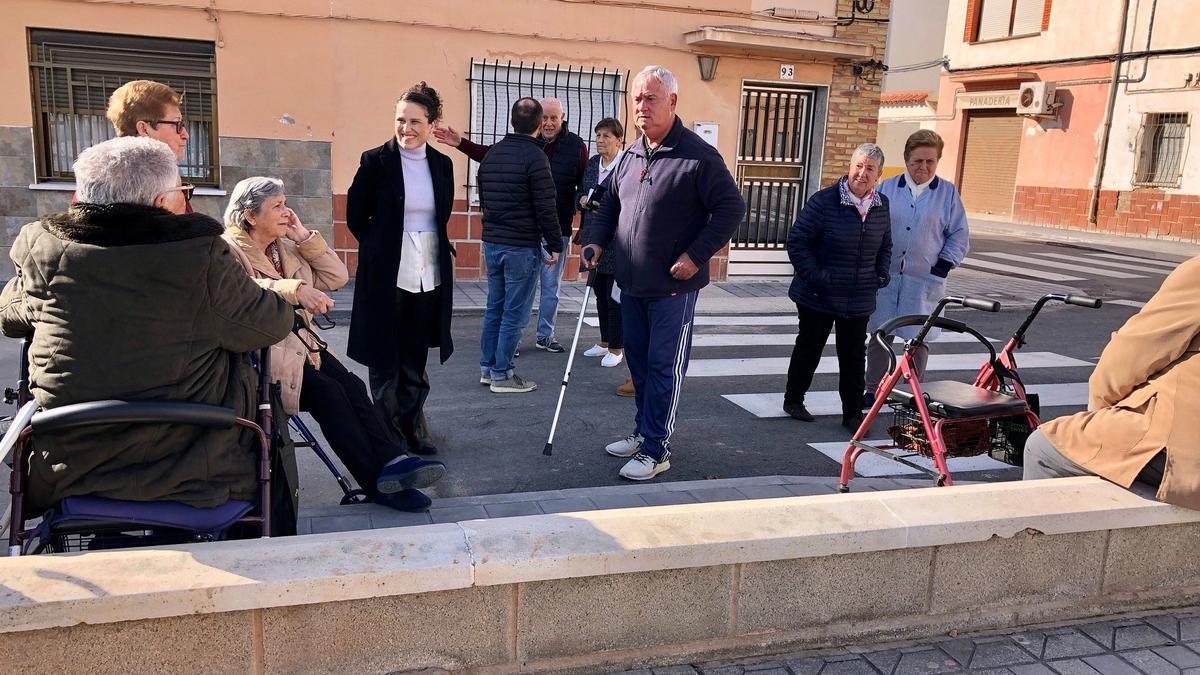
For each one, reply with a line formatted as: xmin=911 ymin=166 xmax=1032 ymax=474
xmin=683 ymin=25 xmax=875 ymax=61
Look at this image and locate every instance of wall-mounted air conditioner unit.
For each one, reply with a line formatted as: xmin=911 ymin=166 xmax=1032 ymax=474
xmin=1017 ymin=81 xmax=1057 ymax=116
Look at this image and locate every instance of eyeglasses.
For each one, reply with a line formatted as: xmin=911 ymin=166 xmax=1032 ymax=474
xmin=162 ymin=183 xmax=196 ymax=203
xmin=147 ymin=119 xmax=186 ymax=134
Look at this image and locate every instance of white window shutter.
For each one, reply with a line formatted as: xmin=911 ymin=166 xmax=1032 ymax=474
xmin=1012 ymin=0 xmax=1044 ymax=36
xmin=977 ymin=0 xmax=1014 ymax=40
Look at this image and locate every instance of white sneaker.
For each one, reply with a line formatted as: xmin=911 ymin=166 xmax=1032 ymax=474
xmin=619 ymin=452 xmax=671 ymax=481
xmin=601 ymin=351 xmax=624 ymax=368
xmin=605 ymin=432 xmax=644 ymax=458
xmin=583 ymin=344 xmax=609 ymax=357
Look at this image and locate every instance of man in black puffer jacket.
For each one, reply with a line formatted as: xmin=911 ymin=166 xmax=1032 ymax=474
xmin=476 ymin=97 xmax=563 ymax=394
xmin=784 ymin=143 xmax=893 ymax=430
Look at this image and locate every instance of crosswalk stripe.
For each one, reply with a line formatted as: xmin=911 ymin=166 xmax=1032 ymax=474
xmin=960 ymin=257 xmax=1084 ymax=282
xmin=688 ymin=351 xmax=1092 ymax=378
xmin=723 ymin=381 xmax=1090 ymax=419
xmin=1086 ymin=252 xmax=1180 ymax=269
xmin=690 ymin=332 xmax=992 ymax=347
xmin=1015 ymin=251 xmax=1170 ymax=275
xmin=584 ymin=315 xmax=796 ymax=328
xmin=973 ymin=251 xmax=1145 ymax=279
xmin=806 ymin=440 xmax=1012 ymax=477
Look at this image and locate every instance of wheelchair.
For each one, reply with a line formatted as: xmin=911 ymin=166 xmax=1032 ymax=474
xmin=3 ymin=340 xmax=276 ymax=555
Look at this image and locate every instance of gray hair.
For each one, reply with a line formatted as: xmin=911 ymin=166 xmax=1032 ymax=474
xmin=224 ymin=176 xmax=286 ymax=230
xmin=73 ymin=136 xmax=178 ymax=206
xmin=633 ymin=65 xmax=678 ymax=96
xmin=851 ymin=143 xmax=885 ymax=167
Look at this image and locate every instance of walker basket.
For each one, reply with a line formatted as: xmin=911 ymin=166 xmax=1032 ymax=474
xmin=886 ymin=404 xmax=1029 ymax=461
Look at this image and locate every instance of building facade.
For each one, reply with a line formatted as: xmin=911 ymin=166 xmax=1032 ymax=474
xmin=875 ymin=0 xmax=949 ymax=178
xmin=0 ymin=0 xmax=890 ymax=279
xmin=934 ymin=0 xmax=1199 ymax=241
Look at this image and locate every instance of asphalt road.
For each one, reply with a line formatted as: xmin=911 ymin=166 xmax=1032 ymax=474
xmin=0 ymin=232 xmax=1189 ymax=508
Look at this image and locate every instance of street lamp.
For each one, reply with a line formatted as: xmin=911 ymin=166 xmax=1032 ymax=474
xmin=697 ymin=54 xmax=719 ymax=81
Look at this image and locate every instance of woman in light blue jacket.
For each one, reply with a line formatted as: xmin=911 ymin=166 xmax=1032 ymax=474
xmin=864 ymin=130 xmax=970 ymax=407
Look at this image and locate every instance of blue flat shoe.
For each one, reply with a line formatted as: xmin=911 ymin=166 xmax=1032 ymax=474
xmin=376 ymin=456 xmax=446 ymax=494
xmin=373 ymin=488 xmax=432 ymax=513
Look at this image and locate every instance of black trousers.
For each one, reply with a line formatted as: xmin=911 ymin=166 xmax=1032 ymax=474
xmin=368 ymin=286 xmax=441 ymax=449
xmin=784 ymin=305 xmax=868 ymax=418
xmin=594 ymin=273 xmax=624 ymax=350
xmin=299 ymin=351 xmax=404 ymax=499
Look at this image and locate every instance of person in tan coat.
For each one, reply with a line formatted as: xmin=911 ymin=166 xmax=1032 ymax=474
xmin=222 ymin=177 xmax=445 ymax=512
xmin=1024 ymin=256 xmax=1200 ymax=508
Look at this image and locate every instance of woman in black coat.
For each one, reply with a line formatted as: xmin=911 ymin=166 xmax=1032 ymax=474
xmin=783 ymin=143 xmax=892 ymax=430
xmin=346 ymin=82 xmax=455 ymax=455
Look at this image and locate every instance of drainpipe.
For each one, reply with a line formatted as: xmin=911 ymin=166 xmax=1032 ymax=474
xmin=1087 ymin=0 xmax=1132 ymax=225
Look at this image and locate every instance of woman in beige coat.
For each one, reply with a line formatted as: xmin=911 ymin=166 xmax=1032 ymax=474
xmin=1025 ymin=256 xmax=1200 ymax=509
xmin=223 ymin=177 xmax=445 ymax=512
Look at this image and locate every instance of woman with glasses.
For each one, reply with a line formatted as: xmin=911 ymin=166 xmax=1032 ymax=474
xmin=223 ymin=176 xmax=446 ymax=513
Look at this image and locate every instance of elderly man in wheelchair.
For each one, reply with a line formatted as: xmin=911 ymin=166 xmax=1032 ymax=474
xmin=0 ymin=136 xmax=294 ymax=554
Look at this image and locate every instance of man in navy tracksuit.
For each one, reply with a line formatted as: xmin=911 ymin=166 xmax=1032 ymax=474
xmin=582 ymin=65 xmax=744 ymax=481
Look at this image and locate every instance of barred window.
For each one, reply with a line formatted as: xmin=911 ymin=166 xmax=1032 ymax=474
xmin=1134 ymin=113 xmax=1189 ymax=187
xmin=28 ymin=29 xmax=218 ymax=186
xmin=466 ymin=59 xmax=627 ymax=203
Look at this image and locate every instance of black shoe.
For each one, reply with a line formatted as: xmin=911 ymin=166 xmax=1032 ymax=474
xmin=536 ymin=337 xmax=565 ymax=353
xmin=842 ymin=414 xmax=865 ymax=432
xmin=376 ymin=456 xmax=446 ymax=494
xmin=373 ymin=488 xmax=432 ymax=512
xmin=863 ymin=391 xmax=876 ymax=410
xmin=783 ymin=401 xmax=815 ymax=422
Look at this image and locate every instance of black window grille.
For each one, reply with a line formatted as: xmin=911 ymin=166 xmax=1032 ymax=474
xmin=1134 ymin=112 xmax=1189 ymax=187
xmin=28 ymin=29 xmax=219 ymax=186
xmin=465 ymin=58 xmax=628 ymax=202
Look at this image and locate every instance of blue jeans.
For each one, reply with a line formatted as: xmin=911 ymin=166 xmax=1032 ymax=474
xmin=536 ymin=236 xmax=571 ymax=341
xmin=480 ymin=243 xmax=540 ymax=381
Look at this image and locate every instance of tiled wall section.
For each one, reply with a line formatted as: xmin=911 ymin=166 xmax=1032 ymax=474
xmin=0 ymin=131 xmax=332 ymax=277
xmin=332 ymin=197 xmax=731 ymax=282
xmin=202 ymin=137 xmax=332 ymax=241
xmin=1014 ymin=185 xmax=1200 ymax=241
xmin=0 ymin=126 xmax=40 ymax=277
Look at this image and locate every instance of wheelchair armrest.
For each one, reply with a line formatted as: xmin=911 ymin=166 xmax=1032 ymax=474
xmin=31 ymin=401 xmax=237 ymax=433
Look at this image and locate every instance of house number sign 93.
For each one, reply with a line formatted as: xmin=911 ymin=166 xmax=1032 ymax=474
xmin=780 ymin=64 xmax=795 ymax=80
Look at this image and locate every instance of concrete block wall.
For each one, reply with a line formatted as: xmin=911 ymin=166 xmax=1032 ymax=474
xmin=4 ymin=478 xmax=1200 ymax=674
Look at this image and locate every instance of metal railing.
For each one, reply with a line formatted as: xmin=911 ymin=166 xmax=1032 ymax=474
xmin=1134 ymin=112 xmax=1189 ymax=187
xmin=465 ymin=59 xmax=628 ymax=201
xmin=28 ymin=30 xmax=219 ymax=186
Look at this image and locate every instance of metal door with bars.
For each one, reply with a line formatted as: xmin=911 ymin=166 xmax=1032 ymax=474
xmin=733 ymin=84 xmax=816 ymax=251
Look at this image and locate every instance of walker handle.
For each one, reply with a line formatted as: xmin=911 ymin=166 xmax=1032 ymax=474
xmin=960 ymin=297 xmax=1001 ymax=312
xmin=1065 ymin=294 xmax=1102 ymax=309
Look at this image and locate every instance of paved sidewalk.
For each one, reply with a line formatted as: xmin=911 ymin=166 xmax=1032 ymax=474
xmin=295 ymin=475 xmax=967 ymax=534
xmin=618 ymin=606 xmax=1200 ymax=674
xmin=327 ymin=269 xmax=1066 ymax=320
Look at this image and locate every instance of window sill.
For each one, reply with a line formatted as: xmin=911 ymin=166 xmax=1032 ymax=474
xmin=969 ymin=32 xmax=1041 ymax=45
xmin=28 ymin=181 xmax=226 ymax=197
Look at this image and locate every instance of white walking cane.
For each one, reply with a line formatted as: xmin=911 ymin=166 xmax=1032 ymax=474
xmin=543 ymin=248 xmax=598 ymax=456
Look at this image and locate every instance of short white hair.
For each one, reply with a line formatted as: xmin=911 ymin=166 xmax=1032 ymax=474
xmin=225 ymin=176 xmax=286 ymax=230
xmin=73 ymin=136 xmax=178 ymax=206
xmin=851 ymin=142 xmax=885 ymax=167
xmin=633 ymin=65 xmax=678 ymax=96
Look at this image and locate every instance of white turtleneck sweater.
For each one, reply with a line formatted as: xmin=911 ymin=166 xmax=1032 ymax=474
xmin=396 ymin=143 xmax=440 ymax=293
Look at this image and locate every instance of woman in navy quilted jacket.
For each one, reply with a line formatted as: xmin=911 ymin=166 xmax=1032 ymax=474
xmin=783 ymin=143 xmax=892 ymax=430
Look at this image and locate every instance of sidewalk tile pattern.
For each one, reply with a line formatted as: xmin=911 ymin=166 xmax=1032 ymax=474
xmin=608 ymin=608 xmax=1200 ymax=675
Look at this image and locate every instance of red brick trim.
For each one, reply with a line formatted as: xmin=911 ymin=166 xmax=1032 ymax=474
xmin=964 ymin=0 xmax=983 ymax=42
xmin=1041 ymin=0 xmax=1052 ymax=31
xmin=1014 ymin=185 xmax=1200 ymax=241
